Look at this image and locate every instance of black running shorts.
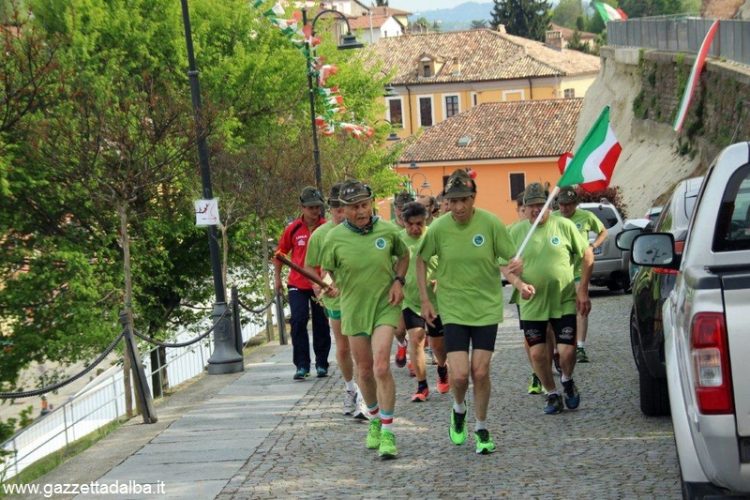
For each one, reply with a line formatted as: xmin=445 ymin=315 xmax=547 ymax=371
xmin=444 ymin=324 xmax=498 ymax=352
xmin=402 ymin=307 xmax=444 ymax=337
xmin=522 ymin=314 xmax=577 ymax=347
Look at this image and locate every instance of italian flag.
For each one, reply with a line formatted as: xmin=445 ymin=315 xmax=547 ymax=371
xmin=593 ymin=1 xmax=627 ymax=22
xmin=673 ymin=20 xmax=719 ymax=133
xmin=558 ymin=106 xmax=622 ymax=193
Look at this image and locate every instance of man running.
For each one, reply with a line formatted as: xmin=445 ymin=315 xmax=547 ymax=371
xmin=274 ymin=186 xmax=331 ymax=380
xmin=393 ymin=191 xmax=415 ymax=368
xmin=304 ymin=183 xmax=363 ymax=418
xmin=506 ymin=183 xmax=593 ymax=415
xmin=554 ymin=188 xmax=607 ymax=363
xmin=321 ymin=180 xmax=408 ymax=459
xmin=417 ymin=169 xmax=519 ymax=455
xmin=399 ymin=202 xmax=449 ymax=402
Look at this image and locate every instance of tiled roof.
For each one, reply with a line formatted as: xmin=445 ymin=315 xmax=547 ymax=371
xmin=549 ymin=23 xmax=597 ymax=41
xmin=370 ymin=6 xmax=411 ymax=16
xmin=367 ymin=29 xmax=600 ymax=85
xmin=349 ymin=13 xmax=401 ymax=30
xmin=399 ymin=99 xmax=583 ymax=163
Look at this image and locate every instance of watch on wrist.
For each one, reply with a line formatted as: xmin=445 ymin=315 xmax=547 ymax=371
xmin=393 ymin=276 xmax=405 ymax=286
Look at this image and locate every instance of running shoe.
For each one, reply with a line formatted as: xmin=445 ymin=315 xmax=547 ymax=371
xmin=449 ymin=409 xmax=468 ymax=445
xmin=436 ymin=373 xmax=450 ymax=394
xmin=553 ymin=351 xmax=562 ymax=375
xmin=316 ymin=366 xmax=328 ymax=378
xmin=544 ymin=393 xmax=564 ymax=414
xmin=366 ymin=418 xmax=382 ymax=449
xmin=352 ymin=388 xmax=367 ymax=420
xmin=576 ymin=346 xmax=589 ymax=363
xmin=343 ymin=389 xmax=357 ymax=415
xmin=407 ymin=361 xmax=415 ymax=377
xmin=378 ymin=429 xmax=398 ymax=459
xmin=474 ymin=429 xmax=496 ymax=455
xmin=562 ymin=379 xmax=581 ymax=409
xmin=527 ymin=373 xmax=543 ymax=395
xmin=411 ymin=385 xmax=430 ymax=402
xmin=395 ymin=343 xmax=407 ymax=367
xmin=293 ymin=368 xmax=309 ymax=380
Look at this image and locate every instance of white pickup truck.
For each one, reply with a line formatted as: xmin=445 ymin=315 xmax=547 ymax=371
xmin=632 ymin=142 xmax=750 ymax=498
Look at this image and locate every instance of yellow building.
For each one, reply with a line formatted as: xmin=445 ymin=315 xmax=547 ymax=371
xmin=368 ymin=27 xmax=600 ymax=139
xmin=393 ymin=99 xmax=583 ymax=223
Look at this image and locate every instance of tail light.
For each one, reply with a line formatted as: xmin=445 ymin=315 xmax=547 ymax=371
xmin=691 ymin=312 xmax=734 ymax=414
xmin=654 ymin=240 xmax=684 ymax=275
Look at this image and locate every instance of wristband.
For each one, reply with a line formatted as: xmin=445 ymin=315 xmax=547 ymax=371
xmin=393 ymin=276 xmax=405 ymax=286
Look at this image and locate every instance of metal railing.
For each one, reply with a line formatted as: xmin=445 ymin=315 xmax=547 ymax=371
xmin=0 ymin=291 xmax=288 ymax=481
xmin=607 ymin=17 xmax=750 ymax=66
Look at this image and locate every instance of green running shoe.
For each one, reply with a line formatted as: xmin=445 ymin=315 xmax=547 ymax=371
xmin=366 ymin=418 xmax=382 ymax=449
xmin=378 ymin=429 xmax=397 ymax=459
xmin=576 ymin=346 xmax=589 ymax=363
xmin=474 ymin=429 xmax=496 ymax=455
xmin=449 ymin=409 xmax=468 ymax=445
xmin=527 ymin=373 xmax=543 ymax=395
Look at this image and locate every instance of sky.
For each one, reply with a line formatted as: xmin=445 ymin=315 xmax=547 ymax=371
xmin=388 ymin=0 xmax=484 ymax=12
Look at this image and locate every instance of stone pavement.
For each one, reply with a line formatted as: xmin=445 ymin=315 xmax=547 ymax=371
xmin=25 ymin=289 xmax=681 ymax=499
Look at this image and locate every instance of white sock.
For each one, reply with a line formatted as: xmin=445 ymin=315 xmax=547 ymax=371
xmin=453 ymin=401 xmax=466 ymax=414
xmin=561 ymin=374 xmax=571 ymax=383
xmin=345 ymin=379 xmax=356 ymax=392
xmin=577 ymin=341 xmax=585 ymax=348
xmin=475 ymin=420 xmax=487 ymax=432
xmin=397 ymin=338 xmax=407 ymax=347
xmin=548 ymin=388 xmax=559 ymax=396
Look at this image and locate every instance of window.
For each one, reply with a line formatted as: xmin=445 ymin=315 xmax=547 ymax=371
xmin=502 ymin=90 xmax=525 ymax=101
xmin=423 ymin=64 xmax=431 ymax=77
xmin=471 ymin=93 xmax=478 ymax=107
xmin=444 ymin=95 xmax=459 ymax=118
xmin=582 ymin=206 xmax=619 ymax=229
xmin=418 ymin=97 xmax=433 ymax=127
xmin=387 ymin=98 xmax=403 ymax=128
xmin=509 ymin=173 xmax=525 ymax=201
xmin=713 ymin=163 xmax=750 ymax=252
xmin=564 ymin=88 xmax=575 ymax=98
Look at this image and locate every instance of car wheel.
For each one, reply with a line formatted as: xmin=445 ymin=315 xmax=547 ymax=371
xmin=639 ymin=369 xmax=670 ymax=416
xmin=629 ymin=307 xmax=645 ymax=371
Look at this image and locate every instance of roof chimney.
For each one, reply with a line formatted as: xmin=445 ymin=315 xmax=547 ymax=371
xmin=545 ymin=30 xmax=563 ymax=51
xmin=495 ymin=24 xmax=506 ymax=34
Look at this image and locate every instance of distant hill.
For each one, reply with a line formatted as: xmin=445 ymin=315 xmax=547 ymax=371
xmin=408 ymin=2 xmax=494 ymax=31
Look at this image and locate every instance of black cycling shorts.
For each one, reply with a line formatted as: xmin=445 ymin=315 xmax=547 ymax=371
xmin=402 ymin=307 xmax=444 ymax=337
xmin=522 ymin=315 xmax=577 ymax=347
xmin=444 ymin=324 xmax=498 ymax=352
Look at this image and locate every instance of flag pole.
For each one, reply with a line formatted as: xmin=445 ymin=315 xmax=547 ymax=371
xmin=513 ymin=186 xmax=560 ymax=259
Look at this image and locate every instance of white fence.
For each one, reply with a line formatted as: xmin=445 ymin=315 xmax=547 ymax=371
xmin=1 ymin=302 xmax=284 ymax=481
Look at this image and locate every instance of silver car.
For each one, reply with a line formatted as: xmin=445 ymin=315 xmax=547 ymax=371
xmin=632 ymin=142 xmax=750 ymax=498
xmin=579 ymin=201 xmax=630 ymax=291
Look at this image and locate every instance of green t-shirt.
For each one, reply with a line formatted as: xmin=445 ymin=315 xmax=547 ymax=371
xmin=304 ymin=220 xmax=339 ymax=311
xmin=552 ymin=209 xmax=604 ymax=278
xmin=418 ymin=208 xmax=514 ymax=326
xmin=509 ymin=216 xmax=588 ymax=321
xmin=400 ymin=228 xmax=437 ymax=314
xmin=321 ymin=219 xmax=408 ymax=336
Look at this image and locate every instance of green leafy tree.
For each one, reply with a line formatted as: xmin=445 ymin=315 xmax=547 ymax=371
xmin=375 ymin=0 xmax=389 ymax=5
xmin=490 ymin=0 xmax=552 ymax=41
xmin=471 ymin=19 xmax=489 ymax=29
xmin=618 ymin=0 xmax=681 ymax=18
xmin=552 ymin=0 xmax=584 ymax=29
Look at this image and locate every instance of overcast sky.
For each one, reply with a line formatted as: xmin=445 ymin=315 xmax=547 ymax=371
xmin=389 ymin=0 xmax=483 ymax=12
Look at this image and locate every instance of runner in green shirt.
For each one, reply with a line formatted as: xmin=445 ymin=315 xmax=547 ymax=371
xmin=553 ymin=188 xmax=608 ymax=363
xmin=392 ymin=191 xmax=415 ymax=370
xmin=399 ymin=202 xmax=449 ymax=404
xmin=505 ymin=183 xmax=593 ymax=415
xmin=304 ymin=183 xmax=363 ymax=419
xmin=321 ymin=180 xmax=408 ymax=460
xmin=417 ymin=169 xmax=520 ymax=455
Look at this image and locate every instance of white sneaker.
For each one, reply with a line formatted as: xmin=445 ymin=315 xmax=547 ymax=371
xmin=343 ymin=389 xmax=357 ymax=416
xmin=352 ymin=387 xmax=368 ymax=420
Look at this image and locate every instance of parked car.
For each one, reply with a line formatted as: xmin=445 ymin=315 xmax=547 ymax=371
xmin=615 ymin=176 xmax=703 ymax=417
xmin=578 ymin=201 xmax=630 ymax=291
xmin=632 ymin=142 xmax=750 ymax=498
xmin=622 ymin=218 xmax=653 ymax=283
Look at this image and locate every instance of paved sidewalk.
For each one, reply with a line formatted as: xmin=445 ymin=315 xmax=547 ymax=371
xmin=23 ymin=289 xmax=680 ymax=499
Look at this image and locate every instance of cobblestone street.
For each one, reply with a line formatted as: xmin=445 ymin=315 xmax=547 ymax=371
xmin=218 ymin=289 xmax=681 ymax=499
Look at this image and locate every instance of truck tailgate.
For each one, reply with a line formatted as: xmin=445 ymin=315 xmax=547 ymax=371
xmin=722 ymin=273 xmax=750 ymax=436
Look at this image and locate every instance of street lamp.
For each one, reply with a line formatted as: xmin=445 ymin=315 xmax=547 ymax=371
xmin=374 ymin=118 xmax=400 ymax=142
xmin=302 ymin=8 xmax=364 ymax=191
xmin=406 ymin=162 xmax=431 ymax=194
xmin=180 ymin=0 xmax=243 ymax=374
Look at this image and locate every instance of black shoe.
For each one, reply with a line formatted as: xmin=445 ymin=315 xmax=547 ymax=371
xmin=316 ymin=366 xmax=328 ymax=378
xmin=544 ymin=393 xmax=564 ymax=414
xmin=562 ymin=379 xmax=580 ymax=409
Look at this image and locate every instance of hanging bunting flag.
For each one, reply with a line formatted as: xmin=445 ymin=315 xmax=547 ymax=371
xmin=673 ymin=20 xmax=719 ymax=133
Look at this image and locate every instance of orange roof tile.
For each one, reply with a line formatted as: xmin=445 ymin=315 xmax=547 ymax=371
xmin=399 ymin=99 xmax=583 ymax=163
xmin=367 ymin=29 xmax=600 ymax=85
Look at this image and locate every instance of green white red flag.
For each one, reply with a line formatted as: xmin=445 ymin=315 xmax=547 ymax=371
xmin=673 ymin=20 xmax=719 ymax=133
xmin=558 ymin=106 xmax=622 ymax=193
xmin=593 ymin=1 xmax=627 ymax=22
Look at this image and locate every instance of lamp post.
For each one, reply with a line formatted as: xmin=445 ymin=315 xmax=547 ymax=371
xmin=180 ymin=0 xmax=243 ymax=374
xmin=302 ymin=8 xmax=364 ymax=191
xmin=406 ymin=162 xmax=431 ymax=195
xmin=374 ymin=118 xmax=400 ymax=142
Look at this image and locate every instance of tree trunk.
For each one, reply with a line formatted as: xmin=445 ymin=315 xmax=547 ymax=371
xmin=260 ymin=219 xmax=273 ymax=342
xmin=119 ymin=202 xmax=143 ymax=417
